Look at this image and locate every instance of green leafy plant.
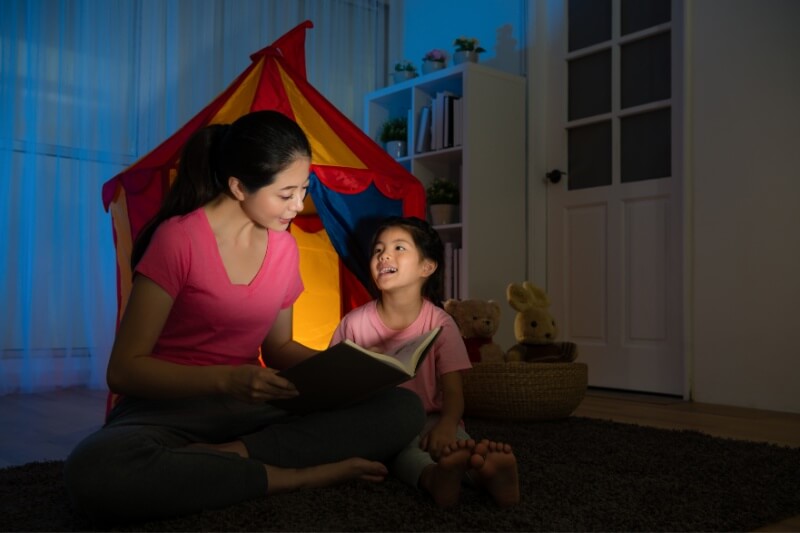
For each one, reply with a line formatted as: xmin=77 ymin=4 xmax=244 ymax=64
xmin=426 ymin=178 xmax=459 ymax=205
xmin=453 ymin=36 xmax=486 ymax=53
xmin=394 ymin=60 xmax=417 ymax=73
xmin=379 ymin=116 xmax=407 ymax=143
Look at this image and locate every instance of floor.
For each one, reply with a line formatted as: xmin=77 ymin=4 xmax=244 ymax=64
xmin=0 ymin=387 xmax=107 ymax=468
xmin=573 ymin=388 xmax=800 ymax=448
xmin=0 ymin=386 xmax=798 ymax=531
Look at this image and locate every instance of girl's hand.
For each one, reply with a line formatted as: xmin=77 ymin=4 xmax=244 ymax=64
xmin=420 ymin=419 xmax=458 ymax=460
xmin=226 ymin=365 xmax=299 ymax=404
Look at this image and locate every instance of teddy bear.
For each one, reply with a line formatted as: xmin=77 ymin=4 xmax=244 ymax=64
xmin=443 ymin=298 xmax=506 ymax=363
xmin=505 ymin=281 xmax=578 ymax=363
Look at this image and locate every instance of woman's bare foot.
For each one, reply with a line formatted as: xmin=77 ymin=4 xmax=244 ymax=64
xmin=266 ymin=457 xmax=388 ymax=494
xmin=471 ymin=439 xmax=520 ymax=507
xmin=420 ymin=439 xmax=475 ymax=508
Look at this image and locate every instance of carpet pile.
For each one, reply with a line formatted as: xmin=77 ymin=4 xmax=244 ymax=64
xmin=1 ymin=416 xmax=799 ymax=532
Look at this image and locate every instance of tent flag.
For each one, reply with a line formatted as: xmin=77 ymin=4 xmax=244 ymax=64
xmin=102 ymin=20 xmax=426 ymax=350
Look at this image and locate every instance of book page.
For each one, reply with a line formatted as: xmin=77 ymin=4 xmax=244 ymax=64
xmin=344 ymin=327 xmax=439 ymax=375
xmin=343 ymin=341 xmax=407 ymax=372
xmin=388 ymin=336 xmax=428 ymax=373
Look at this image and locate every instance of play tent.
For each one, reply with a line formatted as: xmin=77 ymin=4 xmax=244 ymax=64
xmin=102 ymin=20 xmax=425 ymax=352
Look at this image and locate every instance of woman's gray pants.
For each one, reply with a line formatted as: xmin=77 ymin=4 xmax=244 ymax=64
xmin=64 ymin=388 xmax=424 ymax=525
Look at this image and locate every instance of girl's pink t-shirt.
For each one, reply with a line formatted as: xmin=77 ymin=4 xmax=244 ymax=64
xmin=135 ymin=208 xmax=304 ymax=367
xmin=330 ymin=299 xmax=471 ymax=413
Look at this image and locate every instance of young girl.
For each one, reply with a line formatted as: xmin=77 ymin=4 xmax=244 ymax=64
xmin=64 ymin=111 xmax=424 ymax=525
xmin=330 ymin=216 xmax=519 ymax=508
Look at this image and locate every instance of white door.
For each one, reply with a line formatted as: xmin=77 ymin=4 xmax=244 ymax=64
xmin=544 ymin=0 xmax=684 ymax=395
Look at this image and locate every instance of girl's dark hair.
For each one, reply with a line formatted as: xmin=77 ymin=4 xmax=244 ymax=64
xmin=131 ymin=110 xmax=311 ymax=268
xmin=370 ymin=216 xmax=446 ymax=307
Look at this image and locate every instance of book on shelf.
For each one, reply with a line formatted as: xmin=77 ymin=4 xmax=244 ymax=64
xmin=271 ymin=327 xmax=442 ymax=414
xmin=444 ymin=242 xmax=454 ymax=300
xmin=416 ymin=105 xmax=431 ymax=154
xmin=407 ymin=108 xmax=413 ymax=149
xmin=453 ymin=98 xmax=463 ymax=147
xmin=457 ymin=247 xmax=466 ymax=298
xmin=432 ymin=94 xmax=441 ymax=150
xmin=453 ymin=245 xmax=460 ymax=299
xmin=444 ymin=95 xmax=458 ymax=148
xmin=432 ymin=90 xmax=458 ymax=150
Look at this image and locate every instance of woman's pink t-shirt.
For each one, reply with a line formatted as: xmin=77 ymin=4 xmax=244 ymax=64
xmin=135 ymin=208 xmax=303 ymax=367
xmin=330 ymin=299 xmax=471 ymax=413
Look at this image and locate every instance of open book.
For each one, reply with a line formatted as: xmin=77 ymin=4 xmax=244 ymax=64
xmin=271 ymin=327 xmax=441 ymax=414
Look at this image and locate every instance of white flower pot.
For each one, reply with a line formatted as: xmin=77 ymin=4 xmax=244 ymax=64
xmin=391 ymin=71 xmax=417 ymax=84
xmin=422 ymin=60 xmax=446 ymax=74
xmin=429 ymin=204 xmax=457 ymax=225
xmin=453 ymin=50 xmax=479 ymax=65
xmin=385 ymin=140 xmax=407 ymax=159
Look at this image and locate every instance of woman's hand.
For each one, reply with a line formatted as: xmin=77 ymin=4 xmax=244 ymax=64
xmin=226 ymin=365 xmax=299 ymax=404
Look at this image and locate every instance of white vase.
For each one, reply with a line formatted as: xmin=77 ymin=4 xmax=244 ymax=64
xmin=422 ymin=60 xmax=446 ymax=74
xmin=385 ymin=140 xmax=407 ymax=159
xmin=391 ymin=71 xmax=417 ymax=84
xmin=429 ymin=204 xmax=457 ymax=225
xmin=453 ymin=50 xmax=479 ymax=65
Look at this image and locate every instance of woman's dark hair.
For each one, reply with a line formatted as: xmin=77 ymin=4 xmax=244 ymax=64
xmin=370 ymin=216 xmax=446 ymax=307
xmin=131 ymin=110 xmax=311 ymax=268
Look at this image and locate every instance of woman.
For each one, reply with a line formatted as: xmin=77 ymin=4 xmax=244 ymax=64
xmin=64 ymin=111 xmax=424 ymax=525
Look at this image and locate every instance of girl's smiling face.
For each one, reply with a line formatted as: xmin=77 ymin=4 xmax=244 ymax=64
xmin=371 ymin=226 xmax=435 ymax=293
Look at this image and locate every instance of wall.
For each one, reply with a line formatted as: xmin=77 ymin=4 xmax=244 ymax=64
xmin=401 ymin=0 xmax=526 ymax=77
xmin=686 ymin=0 xmax=800 ymax=413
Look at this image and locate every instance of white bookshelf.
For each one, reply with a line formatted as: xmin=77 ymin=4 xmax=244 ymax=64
xmin=364 ymin=62 xmax=526 ymax=349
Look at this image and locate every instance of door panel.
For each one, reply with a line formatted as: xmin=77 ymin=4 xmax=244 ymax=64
xmin=546 ymin=0 xmax=683 ymax=395
xmin=564 ymin=202 xmax=607 ymax=341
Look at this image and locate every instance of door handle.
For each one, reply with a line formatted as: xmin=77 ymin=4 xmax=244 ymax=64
xmin=546 ymin=169 xmax=565 ymax=184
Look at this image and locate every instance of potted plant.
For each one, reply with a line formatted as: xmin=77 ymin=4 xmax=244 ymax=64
xmin=379 ymin=116 xmax=408 ymax=158
xmin=422 ymin=49 xmax=447 ymax=74
xmin=426 ymin=178 xmax=459 ymax=225
xmin=453 ymin=36 xmax=486 ymax=64
xmin=391 ymin=60 xmax=417 ymax=84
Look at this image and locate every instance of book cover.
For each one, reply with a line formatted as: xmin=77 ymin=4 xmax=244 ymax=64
xmin=416 ymin=105 xmax=431 ymax=154
xmin=407 ymin=108 xmax=413 ymax=149
xmin=444 ymin=241 xmax=454 ymax=300
xmin=432 ymin=90 xmax=457 ymax=151
xmin=271 ymin=327 xmax=442 ymax=414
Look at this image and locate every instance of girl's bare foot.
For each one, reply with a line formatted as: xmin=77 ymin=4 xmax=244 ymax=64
xmin=266 ymin=457 xmax=388 ymax=493
xmin=420 ymin=439 xmax=475 ymax=508
xmin=471 ymin=439 xmax=520 ymax=507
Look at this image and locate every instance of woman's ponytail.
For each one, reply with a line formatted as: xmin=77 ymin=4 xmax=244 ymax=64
xmin=130 ymin=124 xmax=229 ymax=269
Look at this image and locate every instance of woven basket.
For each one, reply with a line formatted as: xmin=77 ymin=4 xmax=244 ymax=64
xmin=462 ymin=362 xmax=588 ymax=421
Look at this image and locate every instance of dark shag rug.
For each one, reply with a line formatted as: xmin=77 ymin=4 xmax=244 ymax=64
xmin=2 ymin=416 xmax=799 ymax=532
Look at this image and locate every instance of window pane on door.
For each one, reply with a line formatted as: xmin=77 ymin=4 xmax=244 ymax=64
xmin=568 ymin=0 xmax=611 ymax=51
xmin=621 ymin=32 xmax=671 ymax=109
xmin=621 ymin=0 xmax=671 ymax=35
xmin=621 ymin=108 xmax=671 ymax=182
xmin=568 ymin=120 xmax=612 ymax=190
xmin=568 ymin=50 xmax=611 ymax=120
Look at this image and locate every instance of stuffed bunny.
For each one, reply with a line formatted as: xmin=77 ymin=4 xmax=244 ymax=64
xmin=506 ymin=282 xmax=578 ymax=363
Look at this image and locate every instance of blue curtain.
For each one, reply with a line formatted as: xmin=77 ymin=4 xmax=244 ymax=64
xmin=0 ymin=0 xmax=390 ymax=394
